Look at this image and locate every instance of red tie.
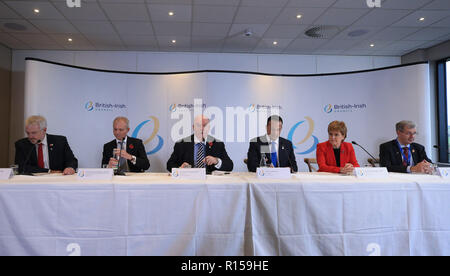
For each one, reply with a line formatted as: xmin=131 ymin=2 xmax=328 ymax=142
xmin=402 ymin=147 xmax=409 ymax=166
xmin=38 ymin=143 xmax=44 ymax=169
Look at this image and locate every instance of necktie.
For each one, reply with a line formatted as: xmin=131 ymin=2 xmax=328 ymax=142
xmin=271 ymin=141 xmax=278 ymax=167
xmin=37 ymin=143 xmax=44 ymax=169
xmin=402 ymin=147 xmax=410 ymax=166
xmin=195 ymin=143 xmax=205 ymax=168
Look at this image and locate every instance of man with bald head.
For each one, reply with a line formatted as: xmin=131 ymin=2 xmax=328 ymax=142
xmin=102 ymin=116 xmax=150 ymax=173
xmin=167 ymin=115 xmax=233 ymax=174
xmin=15 ymin=115 xmax=78 ymax=175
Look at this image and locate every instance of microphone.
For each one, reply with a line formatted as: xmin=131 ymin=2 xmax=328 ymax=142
xmin=282 ymin=145 xmax=295 ymax=173
xmin=351 ymin=141 xmax=377 ymax=161
xmin=20 ymin=139 xmax=41 ymax=175
xmin=434 ymin=145 xmax=449 ymax=153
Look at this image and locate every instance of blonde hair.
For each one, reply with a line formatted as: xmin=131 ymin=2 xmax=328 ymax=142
xmin=25 ymin=115 xmax=47 ymax=130
xmin=328 ymin=121 xmax=347 ymax=138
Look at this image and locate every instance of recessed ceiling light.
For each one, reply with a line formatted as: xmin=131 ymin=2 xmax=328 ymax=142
xmin=419 ymin=17 xmax=425 ymax=21
xmin=168 ymin=11 xmax=175 ymax=16
xmin=296 ymin=14 xmax=302 ymax=19
xmin=68 ymin=38 xmax=73 ymax=42
xmin=171 ymin=39 xmax=176 ymax=44
xmin=370 ymin=43 xmax=375 ymax=47
xmin=34 ymin=9 xmax=40 ymax=14
xmin=273 ymin=41 xmax=278 ymax=45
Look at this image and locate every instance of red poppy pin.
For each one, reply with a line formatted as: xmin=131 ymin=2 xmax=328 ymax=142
xmin=208 ymin=142 xmax=213 ymax=148
xmin=129 ymin=144 xmax=134 ymax=150
xmin=49 ymin=144 xmax=54 ymax=151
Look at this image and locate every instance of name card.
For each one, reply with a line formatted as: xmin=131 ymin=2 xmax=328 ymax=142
xmin=257 ymin=167 xmax=291 ymax=179
xmin=0 ymin=169 xmax=13 ymax=180
xmin=172 ymin=168 xmax=206 ymax=180
xmin=354 ymin=167 xmax=389 ymax=178
xmin=436 ymin=168 xmax=450 ymax=178
xmin=77 ymin=169 xmax=114 ymax=180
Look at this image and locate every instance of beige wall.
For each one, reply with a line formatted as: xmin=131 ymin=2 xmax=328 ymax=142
xmin=0 ymin=44 xmax=11 ymax=167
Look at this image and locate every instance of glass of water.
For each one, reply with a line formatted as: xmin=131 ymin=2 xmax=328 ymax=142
xmin=10 ymin=164 xmax=19 ymax=175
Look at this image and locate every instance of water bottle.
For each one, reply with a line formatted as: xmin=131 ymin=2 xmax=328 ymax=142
xmin=259 ymin=153 xmax=268 ymax=167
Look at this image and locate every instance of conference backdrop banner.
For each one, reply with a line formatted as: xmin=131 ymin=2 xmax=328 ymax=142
xmin=24 ymin=59 xmax=431 ymax=172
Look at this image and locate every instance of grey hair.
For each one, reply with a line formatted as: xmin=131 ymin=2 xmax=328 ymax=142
xmin=25 ymin=115 xmax=47 ymax=130
xmin=396 ymin=120 xmax=416 ymax=132
xmin=113 ymin=116 xmax=130 ymax=128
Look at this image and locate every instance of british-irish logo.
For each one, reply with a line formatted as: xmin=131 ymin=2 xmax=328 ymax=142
xmin=287 ymin=116 xmax=319 ymax=155
xmin=131 ymin=116 xmax=164 ymax=155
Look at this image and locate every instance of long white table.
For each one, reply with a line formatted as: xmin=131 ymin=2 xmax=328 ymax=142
xmin=0 ymin=172 xmax=449 ymax=256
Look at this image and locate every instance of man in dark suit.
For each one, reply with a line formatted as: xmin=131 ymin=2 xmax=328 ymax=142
xmin=167 ymin=115 xmax=233 ymax=174
xmin=102 ymin=117 xmax=150 ymax=172
xmin=247 ymin=115 xmax=298 ymax=173
xmin=15 ymin=115 xmax=78 ymax=175
xmin=379 ymin=120 xmax=432 ymax=173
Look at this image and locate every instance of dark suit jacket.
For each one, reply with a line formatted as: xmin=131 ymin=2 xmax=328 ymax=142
xmin=15 ymin=134 xmax=78 ymax=174
xmin=316 ymin=141 xmax=360 ymax=173
xmin=102 ymin=136 xmax=150 ymax=172
xmin=247 ymin=135 xmax=298 ymax=173
xmin=379 ymin=139 xmax=431 ymax=173
xmin=166 ymin=135 xmax=233 ymax=174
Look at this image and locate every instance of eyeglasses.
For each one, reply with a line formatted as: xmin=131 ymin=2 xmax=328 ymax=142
xmin=401 ymin=131 xmax=418 ymax=136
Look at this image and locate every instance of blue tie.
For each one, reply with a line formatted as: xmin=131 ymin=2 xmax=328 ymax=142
xmin=195 ymin=143 xmax=205 ymax=168
xmin=271 ymin=141 xmax=278 ymax=167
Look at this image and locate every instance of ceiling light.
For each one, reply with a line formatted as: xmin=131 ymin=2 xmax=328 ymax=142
xmin=419 ymin=17 xmax=425 ymax=22
xmin=273 ymin=41 xmax=278 ymax=45
xmin=34 ymin=9 xmax=40 ymax=14
xmin=370 ymin=43 xmax=375 ymax=47
xmin=296 ymin=14 xmax=302 ymax=19
xmin=168 ymin=11 xmax=175 ymax=16
xmin=68 ymin=38 xmax=73 ymax=42
xmin=171 ymin=39 xmax=176 ymax=44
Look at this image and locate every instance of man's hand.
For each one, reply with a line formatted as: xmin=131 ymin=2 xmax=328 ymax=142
xmin=114 ymin=149 xmax=132 ymax=160
xmin=411 ymin=160 xmax=432 ymax=174
xmin=180 ymin=162 xmax=191 ymax=168
xmin=63 ymin=167 xmax=76 ymax=175
xmin=108 ymin=158 xmax=118 ymax=168
xmin=205 ymin=156 xmax=218 ymax=166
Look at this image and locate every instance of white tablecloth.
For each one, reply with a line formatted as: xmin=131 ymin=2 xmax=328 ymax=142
xmin=0 ymin=172 xmax=449 ymax=256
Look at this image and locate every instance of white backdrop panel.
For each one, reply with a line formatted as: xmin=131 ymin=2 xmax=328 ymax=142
xmin=24 ymin=60 xmax=430 ymax=172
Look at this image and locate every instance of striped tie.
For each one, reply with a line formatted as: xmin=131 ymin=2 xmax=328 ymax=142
xmin=195 ymin=143 xmax=205 ymax=168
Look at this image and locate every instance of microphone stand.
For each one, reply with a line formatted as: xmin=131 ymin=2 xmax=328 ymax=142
xmin=351 ymin=141 xmax=377 ymax=161
xmin=20 ymin=139 xmax=41 ymax=175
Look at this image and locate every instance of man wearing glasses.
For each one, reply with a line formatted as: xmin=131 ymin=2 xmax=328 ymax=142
xmin=379 ymin=120 xmax=432 ymax=173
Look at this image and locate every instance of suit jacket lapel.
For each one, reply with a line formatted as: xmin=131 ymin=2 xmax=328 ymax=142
xmin=278 ymin=139 xmax=286 ymax=166
xmin=188 ymin=135 xmax=195 ymax=166
xmin=47 ymin=134 xmax=54 ymax=168
xmin=411 ymin=144 xmax=419 ymax=165
xmin=326 ymin=141 xmax=337 ymax=166
xmin=27 ymin=141 xmax=38 ymax=166
xmin=392 ymin=140 xmax=404 ymax=165
xmin=259 ymin=136 xmax=270 ymax=161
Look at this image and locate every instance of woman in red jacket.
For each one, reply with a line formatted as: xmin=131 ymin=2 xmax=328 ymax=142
xmin=316 ymin=121 xmax=360 ymax=173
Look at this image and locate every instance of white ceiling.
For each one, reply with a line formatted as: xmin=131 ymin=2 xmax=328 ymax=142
xmin=0 ymin=0 xmax=449 ymax=56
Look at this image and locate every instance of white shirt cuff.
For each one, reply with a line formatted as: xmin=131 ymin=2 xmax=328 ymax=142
xmin=215 ymin=158 xmax=222 ymax=169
